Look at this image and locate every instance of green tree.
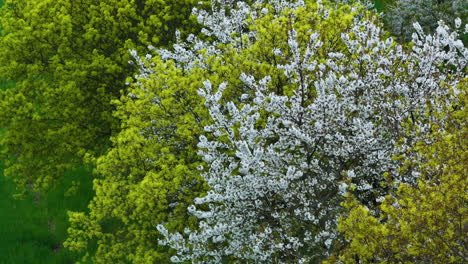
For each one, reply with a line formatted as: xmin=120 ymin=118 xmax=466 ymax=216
xmin=0 ymin=0 xmax=204 ymax=192
xmin=329 ymin=80 xmax=468 ymax=263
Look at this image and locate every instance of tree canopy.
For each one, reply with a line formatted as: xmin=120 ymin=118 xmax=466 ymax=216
xmin=0 ymin=0 xmax=204 ymax=191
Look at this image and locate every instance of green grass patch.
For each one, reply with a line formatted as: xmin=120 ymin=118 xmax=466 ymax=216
xmin=0 ymin=165 xmax=94 ymax=264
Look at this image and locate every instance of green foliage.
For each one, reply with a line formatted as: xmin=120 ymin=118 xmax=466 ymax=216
xmin=0 ymin=0 xmax=204 ymax=192
xmin=328 ymin=81 xmax=468 ymax=263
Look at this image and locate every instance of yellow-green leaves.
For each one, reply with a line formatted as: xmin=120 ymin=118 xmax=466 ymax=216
xmin=0 ymin=0 xmax=203 ymax=192
xmin=65 ymin=57 xmax=210 ymax=263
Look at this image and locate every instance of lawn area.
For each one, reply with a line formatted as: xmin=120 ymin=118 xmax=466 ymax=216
xmin=0 ymin=165 xmax=94 ymax=264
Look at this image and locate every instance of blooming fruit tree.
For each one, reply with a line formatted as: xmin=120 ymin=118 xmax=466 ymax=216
xmin=155 ymin=0 xmax=467 ymax=263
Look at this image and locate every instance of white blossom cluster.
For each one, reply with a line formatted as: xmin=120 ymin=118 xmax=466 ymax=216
xmin=151 ymin=0 xmax=312 ymax=70
xmin=132 ymin=1 xmax=468 ymax=263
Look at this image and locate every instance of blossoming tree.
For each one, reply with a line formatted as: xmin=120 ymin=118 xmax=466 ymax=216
xmin=155 ymin=1 xmax=467 ymax=263
xmin=66 ymin=0 xmax=466 ymax=263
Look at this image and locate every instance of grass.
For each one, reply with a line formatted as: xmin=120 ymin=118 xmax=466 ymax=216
xmin=0 ymin=77 xmax=94 ymax=262
xmin=0 ymin=165 xmax=94 ymax=264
